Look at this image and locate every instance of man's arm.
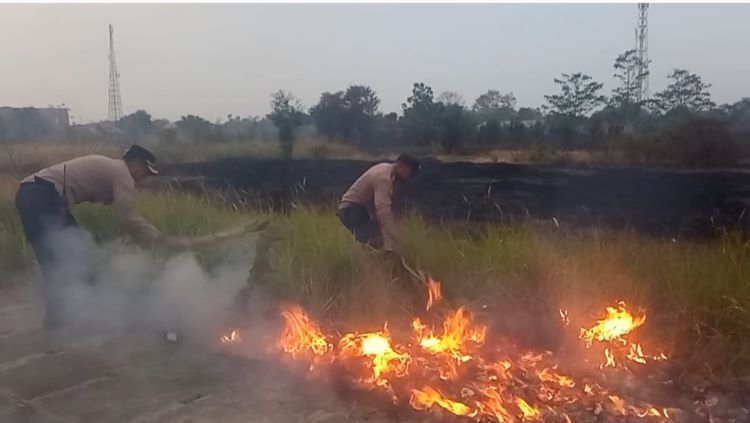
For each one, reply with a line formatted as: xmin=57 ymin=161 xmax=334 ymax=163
xmin=112 ymin=181 xmax=194 ymax=249
xmin=112 ymin=182 xmax=268 ymax=250
xmin=373 ymin=177 xmax=402 ymax=253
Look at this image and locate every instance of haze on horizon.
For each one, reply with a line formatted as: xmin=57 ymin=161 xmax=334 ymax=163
xmin=1 ymin=3 xmax=748 ymax=124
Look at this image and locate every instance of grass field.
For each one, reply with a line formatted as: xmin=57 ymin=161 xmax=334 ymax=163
xmin=1 ymin=177 xmax=749 ymax=388
xmin=1 ymin=142 xmax=749 ymax=389
xmin=0 ymin=139 xmax=372 ymax=180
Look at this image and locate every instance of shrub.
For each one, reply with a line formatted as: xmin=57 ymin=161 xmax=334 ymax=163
xmin=625 ymin=117 xmax=742 ymax=167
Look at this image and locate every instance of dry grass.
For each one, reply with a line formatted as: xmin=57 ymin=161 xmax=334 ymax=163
xmin=1 ymin=141 xmax=749 ymax=387
xmin=0 ymin=138 xmax=373 ymax=178
xmin=0 ymin=141 xmax=123 ymax=180
xmin=250 ymin=206 xmax=750 ymax=387
xmin=1 ymin=185 xmax=749 ymax=386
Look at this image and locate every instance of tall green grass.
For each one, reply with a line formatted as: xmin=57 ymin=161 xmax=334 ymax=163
xmin=1 ymin=185 xmax=749 ymax=385
xmin=251 ymin=206 xmax=750 ymax=385
xmin=0 ymin=186 xmax=264 ymax=276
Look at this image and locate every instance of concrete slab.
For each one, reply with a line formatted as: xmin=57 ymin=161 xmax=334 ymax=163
xmin=0 ymin=348 xmax=113 ymax=400
xmin=0 ymin=330 xmax=66 ymax=369
xmin=37 ymin=342 xmax=252 ymax=423
xmin=0 ymin=391 xmax=66 ymax=423
xmin=0 ymin=302 xmax=43 ymax=336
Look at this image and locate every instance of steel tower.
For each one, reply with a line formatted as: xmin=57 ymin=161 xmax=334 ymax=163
xmin=635 ymin=3 xmax=649 ymax=102
xmin=108 ymin=24 xmax=123 ymax=121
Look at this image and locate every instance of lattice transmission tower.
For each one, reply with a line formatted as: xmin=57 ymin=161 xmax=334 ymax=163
xmin=108 ymin=24 xmax=123 ymax=121
xmin=635 ymin=3 xmax=650 ymax=102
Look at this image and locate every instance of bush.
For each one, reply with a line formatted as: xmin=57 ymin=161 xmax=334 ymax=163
xmin=624 ymin=117 xmax=742 ymax=167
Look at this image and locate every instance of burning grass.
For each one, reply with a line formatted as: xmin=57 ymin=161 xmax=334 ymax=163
xmin=227 ymin=285 xmax=676 ymax=421
xmin=0 ymin=186 xmax=749 ymax=392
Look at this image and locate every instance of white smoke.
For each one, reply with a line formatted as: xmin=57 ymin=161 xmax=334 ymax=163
xmin=41 ymin=225 xmax=257 ymax=341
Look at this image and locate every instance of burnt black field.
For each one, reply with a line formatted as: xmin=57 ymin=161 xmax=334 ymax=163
xmin=163 ymin=158 xmax=750 ymax=238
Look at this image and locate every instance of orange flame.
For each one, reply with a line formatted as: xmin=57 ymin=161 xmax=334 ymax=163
xmin=537 ymin=367 xmax=575 ymax=388
xmin=273 ymin=300 xmax=670 ymax=422
xmin=580 ymin=301 xmax=645 ymax=345
xmin=579 ymin=301 xmax=660 ymax=368
xmin=559 ymin=309 xmax=570 ymax=327
xmin=410 ymin=387 xmax=475 ymax=417
xmin=339 ymin=330 xmax=410 ymax=387
xmin=413 ymin=308 xmax=486 ymax=380
xmin=627 ymin=343 xmax=647 ymax=364
xmin=219 ymin=329 xmax=241 ymax=344
xmin=278 ymin=306 xmax=331 ymax=365
xmin=515 ymin=397 xmax=541 ymax=420
xmin=426 ymin=277 xmax=442 ymax=311
xmin=474 ymin=387 xmax=513 ymax=422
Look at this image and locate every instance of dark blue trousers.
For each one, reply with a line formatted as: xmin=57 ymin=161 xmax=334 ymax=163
xmin=15 ymin=179 xmax=79 ymax=330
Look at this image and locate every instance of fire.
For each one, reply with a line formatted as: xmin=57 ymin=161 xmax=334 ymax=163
xmin=474 ymin=387 xmax=513 ymax=422
xmin=413 ymin=308 xmax=485 ymax=358
xmin=264 ymin=285 xmax=671 ymax=422
xmin=339 ymin=330 xmax=410 ymax=387
xmin=580 ymin=301 xmax=645 ymax=345
xmin=537 ymin=366 xmax=575 ymax=388
xmin=410 ymin=387 xmax=475 ymax=417
xmin=627 ymin=343 xmax=647 ymax=364
xmin=412 ymin=308 xmax=486 ymax=380
xmin=578 ymin=301 xmax=667 ymax=368
xmin=603 ymin=348 xmax=616 ymax=368
xmin=219 ymin=329 xmax=241 ymax=344
xmin=277 ymin=305 xmax=331 ymax=367
xmin=559 ymin=309 xmax=570 ymax=327
xmin=515 ymin=397 xmax=541 ymax=420
xmin=426 ymin=277 xmax=442 ymax=311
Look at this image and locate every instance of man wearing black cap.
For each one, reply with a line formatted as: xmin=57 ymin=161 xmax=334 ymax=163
xmin=337 ymin=154 xmax=420 ymax=255
xmin=15 ymin=145 xmax=243 ymax=330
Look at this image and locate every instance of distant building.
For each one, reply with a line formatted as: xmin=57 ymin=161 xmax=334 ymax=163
xmin=0 ymin=107 xmax=70 ymax=140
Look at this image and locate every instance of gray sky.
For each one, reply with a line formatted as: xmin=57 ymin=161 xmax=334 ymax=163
xmin=1 ymin=4 xmax=748 ymax=123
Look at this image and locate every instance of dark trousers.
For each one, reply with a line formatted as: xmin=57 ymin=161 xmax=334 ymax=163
xmin=15 ymin=180 xmax=83 ymax=329
xmin=337 ymin=203 xmax=382 ymax=249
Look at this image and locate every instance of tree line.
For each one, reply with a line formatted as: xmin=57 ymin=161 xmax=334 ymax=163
xmin=258 ymin=48 xmax=748 ymax=164
xmin=7 ymin=48 xmax=746 ymax=166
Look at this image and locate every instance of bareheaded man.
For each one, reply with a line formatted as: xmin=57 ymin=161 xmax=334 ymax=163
xmin=337 ymin=154 xmax=421 ymax=255
xmin=15 ymin=145 xmax=247 ymax=330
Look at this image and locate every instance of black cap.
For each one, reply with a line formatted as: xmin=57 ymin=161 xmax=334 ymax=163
xmin=123 ymin=145 xmax=158 ymax=175
xmin=395 ymin=154 xmax=421 ymax=174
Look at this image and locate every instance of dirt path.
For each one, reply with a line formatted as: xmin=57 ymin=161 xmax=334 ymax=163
xmin=0 ymin=294 xmax=399 ymax=423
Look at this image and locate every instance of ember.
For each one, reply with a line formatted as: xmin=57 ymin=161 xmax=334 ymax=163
xmin=223 ymin=279 xmax=671 ymax=422
xmin=219 ymin=329 xmax=241 ymax=344
xmin=277 ymin=305 xmax=331 ymax=370
xmin=579 ymin=301 xmax=665 ymax=368
xmin=425 ymin=277 xmax=442 ymax=311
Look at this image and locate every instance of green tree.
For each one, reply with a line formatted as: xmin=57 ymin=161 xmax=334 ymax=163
xmin=310 ymin=91 xmax=346 ymax=140
xmin=176 ymin=114 xmax=213 ymax=141
xmin=116 ymin=110 xmax=154 ymax=139
xmin=437 ymin=103 xmax=473 ymax=152
xmin=268 ymin=90 xmax=304 ymax=158
xmin=472 ymin=90 xmax=517 ymax=121
xmin=652 ymin=69 xmax=714 ymax=114
xmin=544 ymin=73 xmax=606 ymax=117
xmin=610 ymin=49 xmax=649 ymax=109
xmin=342 ymin=85 xmax=380 ymax=144
xmin=401 ymin=82 xmax=440 ymax=145
xmin=517 ymin=107 xmax=543 ymax=121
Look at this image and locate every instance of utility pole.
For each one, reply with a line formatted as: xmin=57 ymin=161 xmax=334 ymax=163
xmin=635 ymin=3 xmax=649 ymax=103
xmin=108 ymin=24 xmax=123 ymax=121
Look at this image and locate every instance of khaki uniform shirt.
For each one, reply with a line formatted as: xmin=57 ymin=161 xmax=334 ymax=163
xmin=23 ymin=155 xmax=162 ymax=243
xmin=340 ymin=162 xmax=400 ymax=251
